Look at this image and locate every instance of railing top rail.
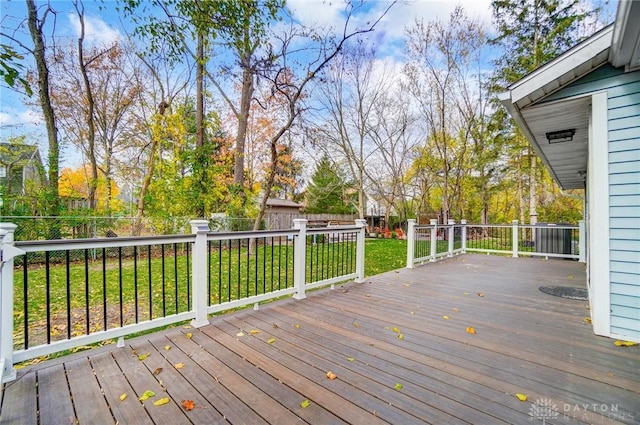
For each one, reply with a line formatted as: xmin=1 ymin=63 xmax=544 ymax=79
xmin=14 ymin=234 xmax=194 ymax=252
xmin=307 ymin=225 xmax=360 ymax=235
xmin=206 ymin=229 xmax=298 ymax=240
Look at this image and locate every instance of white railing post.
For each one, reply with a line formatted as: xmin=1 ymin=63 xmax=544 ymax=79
xmin=447 ymin=219 xmax=455 ymax=257
xmin=512 ymin=220 xmax=519 ymax=258
xmin=578 ymin=220 xmax=586 ymax=263
xmin=460 ymin=219 xmax=467 ymax=253
xmin=190 ymin=220 xmax=210 ymax=328
xmin=354 ymin=219 xmax=367 ymax=282
xmin=292 ymin=219 xmax=308 ymax=300
xmin=429 ymin=219 xmax=438 ymax=262
xmin=1 ymin=223 xmax=23 ymax=384
xmin=406 ymin=219 xmax=416 ymax=269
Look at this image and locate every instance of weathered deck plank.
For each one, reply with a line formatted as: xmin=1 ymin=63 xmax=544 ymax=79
xmin=1 ymin=254 xmax=639 ymax=425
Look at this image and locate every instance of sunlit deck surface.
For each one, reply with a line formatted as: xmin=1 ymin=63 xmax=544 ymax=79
xmin=2 ymin=254 xmax=639 ymax=425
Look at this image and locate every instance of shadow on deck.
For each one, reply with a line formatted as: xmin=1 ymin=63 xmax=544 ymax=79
xmin=1 ymin=254 xmax=639 ymax=424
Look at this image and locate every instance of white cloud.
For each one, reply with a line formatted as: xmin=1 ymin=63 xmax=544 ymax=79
xmin=67 ymin=13 xmax=122 ymax=47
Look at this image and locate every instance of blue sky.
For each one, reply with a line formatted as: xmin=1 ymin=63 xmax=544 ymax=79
xmin=0 ymin=0 xmax=617 ymax=167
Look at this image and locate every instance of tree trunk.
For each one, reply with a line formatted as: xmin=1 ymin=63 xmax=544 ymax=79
xmin=234 ymin=66 xmax=254 ymax=188
xmin=26 ymin=0 xmax=60 ymax=229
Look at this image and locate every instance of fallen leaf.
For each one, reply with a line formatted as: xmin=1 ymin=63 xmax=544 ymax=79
xmin=614 ymin=340 xmax=638 ymax=347
xmin=442 ymin=315 xmax=450 ymax=320
xmin=164 ymin=345 xmax=171 ymax=351
xmin=249 ymin=329 xmax=260 ymax=335
xmin=138 ymin=390 xmax=156 ymax=401
xmin=583 ymin=317 xmax=592 ymax=324
xmin=410 ymin=311 xmax=415 ymax=315
xmin=300 ymin=399 xmax=311 ymax=408
xmin=397 ymin=334 xmax=404 ymax=340
xmin=353 ymin=321 xmax=360 ymax=328
xmin=267 ymin=338 xmax=276 ymax=344
xmin=185 ymin=332 xmax=193 ymax=339
xmin=174 ymin=362 xmax=185 ymax=369
xmin=392 ymin=326 xmax=400 ymax=333
xmin=153 ymin=367 xmax=163 ymax=376
xmin=181 ymin=400 xmax=195 ymax=411
xmin=138 ymin=353 xmax=150 ymax=361
xmin=346 ymin=357 xmax=355 ymax=362
xmin=119 ymin=393 xmax=127 ymax=401
xmin=236 ymin=331 xmax=245 ymax=337
xmin=463 ymin=292 xmax=470 ymax=295
xmin=272 ymin=323 xmax=279 ymax=329
xmin=452 ymin=308 xmax=459 ymax=313
xmin=154 ymin=397 xmax=170 ymax=406
xmin=183 ymin=325 xmax=192 ymax=329
xmin=395 ymin=383 xmax=403 ymax=390
xmin=294 ymin=324 xmax=300 ymax=329
xmin=466 ymin=326 xmax=476 ymax=335
xmin=477 ymin=292 xmax=485 ymax=297
xmin=515 ymin=393 xmax=528 ymax=402
xmin=326 ymin=371 xmax=337 ymax=380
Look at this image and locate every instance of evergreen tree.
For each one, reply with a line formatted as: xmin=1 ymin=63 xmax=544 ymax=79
xmin=304 ymin=156 xmax=355 ymax=214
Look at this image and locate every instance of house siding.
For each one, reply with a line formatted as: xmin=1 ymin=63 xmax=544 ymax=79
xmin=541 ymin=64 xmax=640 ymax=340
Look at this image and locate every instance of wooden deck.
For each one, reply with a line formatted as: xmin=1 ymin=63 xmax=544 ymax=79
xmin=1 ymin=254 xmax=639 ymax=425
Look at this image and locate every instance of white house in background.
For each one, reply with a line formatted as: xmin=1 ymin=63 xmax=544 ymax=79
xmin=499 ymin=0 xmax=640 ymax=342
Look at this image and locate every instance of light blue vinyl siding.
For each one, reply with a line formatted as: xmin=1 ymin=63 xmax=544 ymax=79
xmin=608 ymin=69 xmax=640 ymax=340
xmin=545 ymin=64 xmax=640 ymax=339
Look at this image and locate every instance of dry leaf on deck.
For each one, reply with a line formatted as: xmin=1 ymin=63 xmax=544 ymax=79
xmin=138 ymin=353 xmax=150 ymax=361
xmin=477 ymin=292 xmax=485 ymax=297
xmin=442 ymin=315 xmax=450 ymax=320
xmin=466 ymin=326 xmax=476 ymax=335
xmin=185 ymin=332 xmax=193 ymax=339
xmin=138 ymin=390 xmax=156 ymax=401
xmin=346 ymin=357 xmax=355 ymax=362
xmin=300 ymin=399 xmax=311 ymax=408
xmin=237 ymin=331 xmax=245 ymax=337
xmin=267 ymin=338 xmax=276 ymax=344
xmin=397 ymin=334 xmax=404 ymax=340
xmin=174 ymin=362 xmax=185 ymax=369
xmin=583 ymin=317 xmax=592 ymax=324
xmin=614 ymin=340 xmax=638 ymax=347
xmin=119 ymin=393 xmax=127 ymax=401
xmin=249 ymin=329 xmax=260 ymax=335
xmin=181 ymin=400 xmax=195 ymax=411
xmin=395 ymin=383 xmax=403 ymax=390
xmin=326 ymin=371 xmax=337 ymax=380
xmin=154 ymin=397 xmax=170 ymax=406
xmin=153 ymin=367 xmax=163 ymax=376
xmin=515 ymin=393 xmax=528 ymax=401
xmin=164 ymin=345 xmax=171 ymax=351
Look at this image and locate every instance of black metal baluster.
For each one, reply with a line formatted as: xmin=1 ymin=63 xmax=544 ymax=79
xmin=134 ymin=246 xmax=138 ymax=323
xmin=162 ymin=244 xmax=166 ymax=317
xmin=227 ymin=239 xmax=232 ymax=302
xmin=45 ymin=251 xmax=51 ymax=344
xmin=186 ymin=242 xmax=191 ymax=310
xmin=147 ymin=245 xmax=152 ymax=319
xmin=23 ymin=254 xmax=29 ymax=349
xmin=218 ymin=240 xmax=222 ymax=304
xmin=84 ymin=249 xmax=90 ymax=334
xmin=118 ymin=247 xmax=123 ymax=327
xmin=173 ymin=243 xmax=178 ymax=314
xmin=66 ymin=251 xmax=71 ymax=338
xmin=102 ymin=247 xmax=107 ymax=331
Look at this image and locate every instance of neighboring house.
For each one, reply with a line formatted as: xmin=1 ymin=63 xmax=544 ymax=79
xmin=0 ymin=143 xmax=44 ymax=197
xmin=499 ymin=1 xmax=640 ymax=342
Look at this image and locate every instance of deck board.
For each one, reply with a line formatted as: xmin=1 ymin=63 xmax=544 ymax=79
xmin=2 ymin=254 xmax=639 ymax=425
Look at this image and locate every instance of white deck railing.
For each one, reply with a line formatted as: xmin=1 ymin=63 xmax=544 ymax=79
xmin=0 ymin=219 xmax=366 ymax=383
xmin=406 ymin=219 xmax=584 ymax=268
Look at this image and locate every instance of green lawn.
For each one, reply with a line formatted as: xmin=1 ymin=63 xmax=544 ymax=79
xmin=364 ymin=238 xmax=407 ymax=276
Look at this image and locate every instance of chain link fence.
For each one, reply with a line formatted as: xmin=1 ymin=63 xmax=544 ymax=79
xmin=1 ymin=216 xmax=259 ymax=241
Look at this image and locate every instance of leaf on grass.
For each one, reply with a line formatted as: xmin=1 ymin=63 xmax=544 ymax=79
xmin=397 ymin=334 xmax=404 ymax=340
xmin=267 ymin=338 xmax=276 ymax=344
xmin=153 ymin=367 xmax=163 ymax=376
xmin=119 ymin=393 xmax=127 ymax=401
xmin=185 ymin=332 xmax=193 ymax=339
xmin=181 ymin=400 xmax=195 ymax=411
xmin=138 ymin=353 xmax=150 ymax=361
xmin=174 ymin=362 xmax=185 ymax=369
xmin=237 ymin=331 xmax=245 ymax=337
xmin=614 ymin=340 xmax=638 ymax=347
xmin=300 ymin=399 xmax=311 ymax=408
xmin=442 ymin=315 xmax=450 ymax=320
xmin=583 ymin=317 xmax=592 ymax=324
xmin=394 ymin=383 xmax=403 ymax=390
xmin=326 ymin=371 xmax=337 ymax=380
xmin=477 ymin=292 xmax=485 ymax=297
xmin=138 ymin=390 xmax=156 ymax=401
xmin=154 ymin=397 xmax=170 ymax=406
xmin=466 ymin=326 xmax=476 ymax=335
xmin=346 ymin=357 xmax=355 ymax=362
xmin=249 ymin=329 xmax=260 ymax=335
xmin=515 ymin=393 xmax=528 ymax=402
xmin=164 ymin=345 xmax=171 ymax=351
